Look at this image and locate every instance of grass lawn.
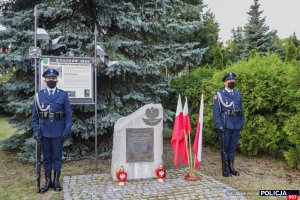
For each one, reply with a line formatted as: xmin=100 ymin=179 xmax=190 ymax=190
xmin=0 ymin=115 xmax=19 ymax=139
xmin=0 ymin=116 xmax=299 ymax=200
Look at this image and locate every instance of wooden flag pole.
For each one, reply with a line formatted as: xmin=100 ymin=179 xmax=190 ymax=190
xmin=193 ymin=153 xmax=197 ymax=170
xmin=184 ymin=137 xmax=200 ymax=181
xmin=184 ymin=120 xmax=200 ymax=181
xmin=184 ymin=130 xmax=191 ymax=169
xmin=188 ymin=132 xmax=193 ymax=170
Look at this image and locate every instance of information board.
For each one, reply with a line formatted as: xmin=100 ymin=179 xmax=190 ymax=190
xmin=40 ymin=56 xmax=94 ymax=104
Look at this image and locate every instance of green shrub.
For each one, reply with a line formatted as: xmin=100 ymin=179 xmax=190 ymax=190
xmin=172 ymin=54 xmax=300 ymax=169
xmin=171 ymin=67 xmax=214 ymax=115
xmin=168 ymin=67 xmax=214 ymax=134
xmin=283 ymin=113 xmax=300 ymax=169
xmin=282 ymin=67 xmax=300 ymax=169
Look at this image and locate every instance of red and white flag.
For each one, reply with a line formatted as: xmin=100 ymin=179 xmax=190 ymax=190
xmin=180 ymin=97 xmax=191 ymax=165
xmin=183 ymin=97 xmax=192 ymax=134
xmin=171 ymin=95 xmax=186 ymax=168
xmin=193 ymin=94 xmax=204 ymax=169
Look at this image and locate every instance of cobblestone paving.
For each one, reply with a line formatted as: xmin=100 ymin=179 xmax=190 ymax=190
xmin=63 ymin=168 xmax=246 ymax=200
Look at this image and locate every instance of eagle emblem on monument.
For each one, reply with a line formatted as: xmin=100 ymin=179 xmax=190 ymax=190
xmin=143 ymin=107 xmax=162 ymax=126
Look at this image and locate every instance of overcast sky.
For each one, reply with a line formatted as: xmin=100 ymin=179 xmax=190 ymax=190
xmin=204 ymin=0 xmax=300 ymax=42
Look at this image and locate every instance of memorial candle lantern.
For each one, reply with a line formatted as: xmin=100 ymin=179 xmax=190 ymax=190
xmin=155 ymin=163 xmax=166 ymax=183
xmin=116 ymin=166 xmax=127 ymax=186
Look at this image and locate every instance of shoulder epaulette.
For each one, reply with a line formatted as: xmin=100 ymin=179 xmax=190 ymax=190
xmin=37 ymin=89 xmax=46 ymax=94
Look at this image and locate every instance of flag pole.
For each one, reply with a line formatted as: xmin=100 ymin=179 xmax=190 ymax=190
xmin=184 ymin=130 xmax=190 ymax=169
xmin=193 ymin=153 xmax=197 ymax=170
xmin=34 ymin=5 xmax=38 ymax=93
xmin=94 ymin=24 xmax=98 ymax=169
xmin=184 ymin=139 xmax=199 ymax=181
xmin=188 ymin=131 xmax=193 ymax=170
xmin=184 ymin=96 xmax=200 ymax=181
xmin=189 ymin=95 xmax=205 ymax=180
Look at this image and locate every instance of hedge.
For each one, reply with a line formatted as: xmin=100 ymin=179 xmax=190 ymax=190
xmin=171 ymin=54 xmax=300 ymax=169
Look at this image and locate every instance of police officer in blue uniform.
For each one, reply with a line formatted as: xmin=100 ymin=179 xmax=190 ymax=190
xmin=213 ymin=72 xmax=244 ymax=177
xmin=32 ymin=68 xmax=72 ymax=192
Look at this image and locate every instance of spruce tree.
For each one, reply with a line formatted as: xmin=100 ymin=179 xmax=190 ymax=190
xmin=229 ymin=26 xmax=244 ymax=62
xmin=290 ymin=32 xmax=299 ymax=48
xmin=242 ymin=0 xmax=281 ymax=58
xmin=196 ymin=11 xmax=219 ymax=65
xmin=225 ymin=59 xmax=233 ymax=67
xmin=285 ymin=43 xmax=297 ymax=63
xmin=0 ymin=0 xmax=208 ymax=161
xmin=288 ymin=33 xmax=300 ymax=61
xmin=212 ymin=46 xmax=224 ymax=69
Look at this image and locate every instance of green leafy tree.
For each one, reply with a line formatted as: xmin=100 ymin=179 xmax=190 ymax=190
xmin=0 ymin=0 xmax=208 ymax=161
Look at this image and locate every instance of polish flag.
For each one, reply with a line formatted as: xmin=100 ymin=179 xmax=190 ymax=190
xmin=181 ymin=97 xmax=191 ymax=165
xmin=183 ymin=97 xmax=192 ymax=134
xmin=171 ymin=95 xmax=185 ymax=168
xmin=193 ymin=94 xmax=204 ymax=169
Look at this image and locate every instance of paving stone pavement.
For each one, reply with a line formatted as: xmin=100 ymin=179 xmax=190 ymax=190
xmin=63 ymin=168 xmax=246 ymax=200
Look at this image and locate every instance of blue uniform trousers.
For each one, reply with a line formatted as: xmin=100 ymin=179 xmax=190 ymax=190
xmin=222 ymin=129 xmax=241 ymax=161
xmin=41 ymin=136 xmax=63 ymax=172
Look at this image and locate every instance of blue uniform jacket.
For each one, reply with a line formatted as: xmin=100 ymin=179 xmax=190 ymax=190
xmin=32 ymin=88 xmax=72 ymax=138
xmin=213 ymin=88 xmax=244 ymax=130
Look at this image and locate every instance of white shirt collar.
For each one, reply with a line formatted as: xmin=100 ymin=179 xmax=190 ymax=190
xmin=224 ymin=87 xmax=234 ymax=93
xmin=47 ymin=87 xmax=57 ymax=94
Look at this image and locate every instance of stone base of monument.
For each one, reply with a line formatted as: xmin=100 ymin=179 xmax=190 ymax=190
xmin=184 ymin=170 xmax=201 ymax=181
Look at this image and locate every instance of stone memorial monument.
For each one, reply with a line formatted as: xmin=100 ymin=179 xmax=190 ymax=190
xmin=111 ymin=103 xmax=163 ymax=180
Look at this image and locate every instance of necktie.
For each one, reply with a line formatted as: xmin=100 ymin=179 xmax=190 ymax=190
xmin=50 ymin=90 xmax=54 ymax=97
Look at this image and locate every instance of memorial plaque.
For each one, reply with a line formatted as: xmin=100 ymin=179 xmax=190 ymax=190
xmin=111 ymin=103 xmax=163 ymax=180
xmin=126 ymin=128 xmax=154 ymax=163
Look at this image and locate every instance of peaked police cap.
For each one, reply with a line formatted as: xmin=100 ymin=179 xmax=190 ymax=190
xmin=42 ymin=68 xmax=59 ymax=78
xmin=222 ymin=72 xmax=236 ymax=82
